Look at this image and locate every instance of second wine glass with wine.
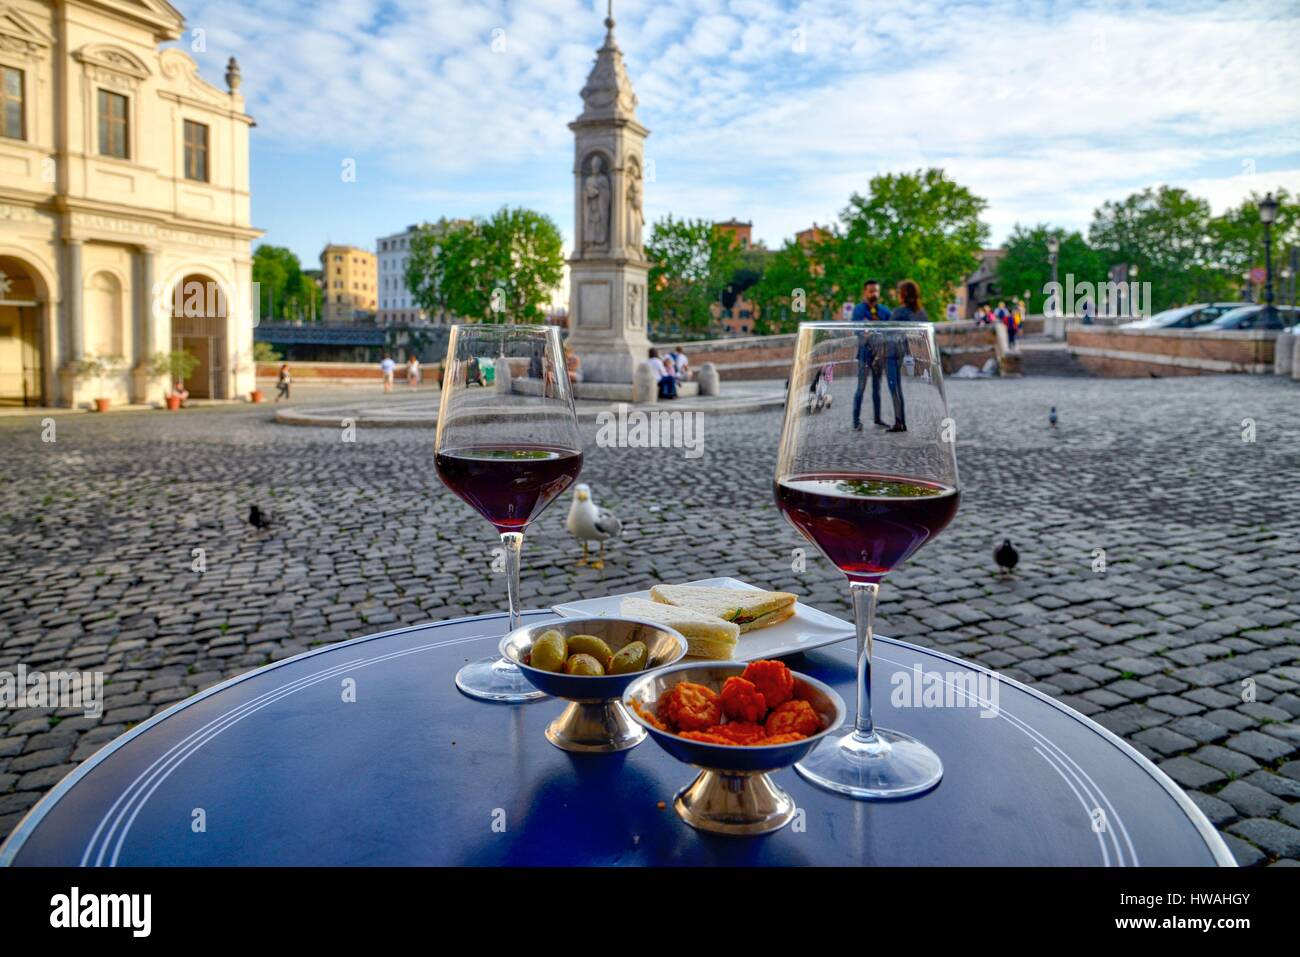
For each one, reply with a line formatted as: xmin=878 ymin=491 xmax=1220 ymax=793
xmin=775 ymin=319 xmax=960 ymax=799
xmin=435 ymin=324 xmax=583 ymax=703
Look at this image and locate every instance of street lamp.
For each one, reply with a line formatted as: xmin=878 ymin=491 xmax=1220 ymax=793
xmin=1259 ymin=192 xmax=1279 ymax=325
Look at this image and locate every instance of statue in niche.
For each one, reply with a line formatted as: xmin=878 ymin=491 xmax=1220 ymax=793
xmin=582 ymin=155 xmax=611 ymax=250
xmin=628 ymin=283 xmax=642 ymax=328
xmin=626 ymin=174 xmax=644 ymax=257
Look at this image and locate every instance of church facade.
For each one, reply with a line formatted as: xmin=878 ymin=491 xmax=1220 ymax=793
xmin=0 ymin=0 xmax=258 ymax=408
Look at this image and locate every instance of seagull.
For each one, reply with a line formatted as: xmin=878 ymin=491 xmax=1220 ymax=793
xmin=1049 ymin=406 xmax=1058 ymax=428
xmin=566 ymin=483 xmax=622 ymax=569
xmin=248 ymin=505 xmax=272 ymax=530
xmin=994 ymin=539 xmax=1019 ymax=575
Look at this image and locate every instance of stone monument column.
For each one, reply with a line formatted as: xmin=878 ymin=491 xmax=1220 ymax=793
xmin=565 ymin=6 xmax=651 ymax=383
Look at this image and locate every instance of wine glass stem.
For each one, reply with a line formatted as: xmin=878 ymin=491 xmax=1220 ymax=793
xmin=500 ymin=531 xmax=524 ymax=633
xmin=850 ymin=581 xmax=880 ymax=741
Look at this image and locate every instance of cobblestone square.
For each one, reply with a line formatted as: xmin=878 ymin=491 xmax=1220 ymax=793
xmin=1 ymin=374 xmax=1298 ymax=864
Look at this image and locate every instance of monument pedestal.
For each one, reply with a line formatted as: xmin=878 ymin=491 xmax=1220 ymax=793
xmin=566 ymin=259 xmax=650 ymax=383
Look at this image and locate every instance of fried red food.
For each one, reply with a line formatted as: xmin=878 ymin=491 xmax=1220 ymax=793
xmin=630 ymin=698 xmax=668 ymax=731
xmin=704 ymin=721 xmax=767 ymax=745
xmin=658 ymin=681 xmax=722 ymax=732
xmin=760 ymin=732 xmax=808 ymax=745
xmin=764 ymin=699 xmax=820 ymax=737
xmin=679 ymin=730 xmax=733 ymax=745
xmin=742 ymin=659 xmax=794 ymax=709
xmin=720 ymin=676 xmax=767 ymax=723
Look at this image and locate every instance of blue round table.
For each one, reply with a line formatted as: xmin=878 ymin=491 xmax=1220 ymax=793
xmin=0 ymin=611 xmax=1233 ymax=867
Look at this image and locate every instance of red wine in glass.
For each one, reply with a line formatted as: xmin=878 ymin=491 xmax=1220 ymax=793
xmin=436 ymin=445 xmax=584 ymax=533
xmin=775 ymin=474 xmax=960 ymax=582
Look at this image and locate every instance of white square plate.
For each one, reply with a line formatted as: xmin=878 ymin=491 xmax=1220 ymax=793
xmin=551 ymin=577 xmax=854 ymax=662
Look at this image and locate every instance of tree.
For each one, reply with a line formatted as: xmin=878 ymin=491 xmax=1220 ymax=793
xmin=997 ymin=225 xmax=1104 ymax=311
xmin=645 ymin=215 xmax=741 ymax=334
xmin=750 ymin=231 xmax=843 ymax=333
xmin=836 ymin=169 xmax=989 ymax=319
xmin=1088 ymin=186 xmax=1219 ymax=312
xmin=252 ymin=245 xmax=319 ymax=322
xmin=406 ymin=209 xmax=563 ymax=324
xmin=1207 ymin=189 xmax=1300 ymax=302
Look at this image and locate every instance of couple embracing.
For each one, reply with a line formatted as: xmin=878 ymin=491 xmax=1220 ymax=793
xmin=850 ymin=278 xmax=925 ymax=433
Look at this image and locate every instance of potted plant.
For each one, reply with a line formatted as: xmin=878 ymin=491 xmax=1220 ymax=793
xmin=68 ymin=354 xmax=124 ymax=412
xmin=148 ymin=350 xmax=200 ymax=410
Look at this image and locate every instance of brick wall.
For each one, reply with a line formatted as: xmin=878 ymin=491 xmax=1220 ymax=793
xmin=1066 ymin=326 xmax=1278 ymax=377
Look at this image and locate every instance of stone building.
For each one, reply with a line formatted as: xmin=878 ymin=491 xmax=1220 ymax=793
xmin=714 ymin=218 xmax=752 ymax=249
xmin=376 ymin=226 xmax=424 ymax=325
xmin=320 ymin=243 xmax=376 ymax=323
xmin=0 ymin=0 xmax=259 ymax=407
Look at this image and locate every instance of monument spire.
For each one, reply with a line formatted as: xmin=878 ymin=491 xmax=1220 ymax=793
xmin=566 ymin=2 xmax=652 ymax=385
xmin=578 ymin=0 xmax=638 ymax=122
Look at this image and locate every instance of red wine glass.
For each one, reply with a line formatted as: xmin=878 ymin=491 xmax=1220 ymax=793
xmin=775 ymin=321 xmax=959 ymax=798
xmin=436 ymin=324 xmax=583 ymax=703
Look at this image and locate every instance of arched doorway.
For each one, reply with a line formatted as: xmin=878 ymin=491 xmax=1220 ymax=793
xmin=0 ymin=256 xmax=46 ymax=407
xmin=171 ymin=272 xmax=227 ymax=399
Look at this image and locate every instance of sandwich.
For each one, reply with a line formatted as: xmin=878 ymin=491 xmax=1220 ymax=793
xmin=619 ymin=597 xmax=740 ymax=660
xmin=649 ymin=584 xmax=797 ymax=634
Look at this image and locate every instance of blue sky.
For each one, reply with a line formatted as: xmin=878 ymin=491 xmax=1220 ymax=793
xmin=175 ymin=0 xmax=1300 ymax=266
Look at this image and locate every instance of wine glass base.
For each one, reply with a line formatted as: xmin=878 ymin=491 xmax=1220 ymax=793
xmin=795 ymin=726 xmax=942 ymax=800
xmin=455 ymin=655 xmax=547 ymax=704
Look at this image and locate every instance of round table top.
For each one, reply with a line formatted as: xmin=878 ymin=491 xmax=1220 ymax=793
xmin=1 ymin=611 xmax=1233 ymax=867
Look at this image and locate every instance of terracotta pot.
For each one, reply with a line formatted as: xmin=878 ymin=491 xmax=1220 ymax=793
xmin=93 ymin=398 xmax=110 ymax=413
xmin=166 ymin=395 xmax=182 ymax=411
xmin=249 ymin=389 xmax=264 ymax=403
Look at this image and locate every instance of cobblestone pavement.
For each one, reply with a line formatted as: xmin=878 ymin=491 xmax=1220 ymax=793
xmin=2 ymin=374 xmax=1299 ymax=864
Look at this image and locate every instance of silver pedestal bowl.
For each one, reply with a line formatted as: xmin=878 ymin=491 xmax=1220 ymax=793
xmin=501 ymin=617 xmax=687 ymax=753
xmin=623 ymin=662 xmax=846 ymax=836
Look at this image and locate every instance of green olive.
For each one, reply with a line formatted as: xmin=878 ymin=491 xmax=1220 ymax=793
xmin=564 ymin=653 xmax=605 ymax=676
xmin=566 ymin=635 xmax=614 ymax=670
xmin=529 ymin=630 xmax=568 ymax=672
xmin=609 ymin=641 xmax=649 ymax=675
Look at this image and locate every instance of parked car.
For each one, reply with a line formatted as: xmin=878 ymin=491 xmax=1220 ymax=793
xmin=1200 ymin=305 xmax=1299 ymax=330
xmin=1122 ymin=302 xmax=1247 ymax=329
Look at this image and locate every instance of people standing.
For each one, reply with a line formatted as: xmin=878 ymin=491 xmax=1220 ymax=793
xmin=275 ymin=363 xmax=291 ymax=402
xmin=882 ymin=280 xmax=926 ymax=432
xmin=850 ymin=279 xmax=891 ymax=431
xmin=380 ymin=354 xmax=396 ymax=392
xmin=406 ymin=354 xmax=421 ymax=388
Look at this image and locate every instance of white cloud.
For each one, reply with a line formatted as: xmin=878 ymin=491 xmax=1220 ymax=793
xmin=180 ymin=0 xmax=1300 ymax=250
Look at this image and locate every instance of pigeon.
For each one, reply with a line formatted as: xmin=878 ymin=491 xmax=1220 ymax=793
xmin=566 ymin=483 xmax=622 ymax=569
xmin=248 ymin=505 xmax=272 ymax=530
xmin=994 ymin=539 xmax=1019 ymax=574
xmin=1049 ymin=406 xmax=1058 ymax=428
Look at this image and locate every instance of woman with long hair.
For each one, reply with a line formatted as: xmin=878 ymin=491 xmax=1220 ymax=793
xmin=882 ymin=279 xmax=925 ymax=431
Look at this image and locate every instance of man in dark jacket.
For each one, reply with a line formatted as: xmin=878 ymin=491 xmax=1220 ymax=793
xmin=851 ymin=279 xmax=891 ymax=430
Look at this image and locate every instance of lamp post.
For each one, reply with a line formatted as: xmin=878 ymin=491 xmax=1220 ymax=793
xmin=1046 ymin=235 xmax=1060 ymax=291
xmin=1259 ymin=192 xmax=1279 ymax=326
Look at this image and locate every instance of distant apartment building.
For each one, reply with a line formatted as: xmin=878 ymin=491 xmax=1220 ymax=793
xmin=714 ymin=218 xmax=753 ymax=249
xmin=377 ymin=225 xmax=426 ymax=325
xmin=795 ymin=223 xmax=832 ymax=249
xmin=960 ymin=248 xmax=1008 ymax=317
xmin=320 ymin=244 xmax=376 ymax=323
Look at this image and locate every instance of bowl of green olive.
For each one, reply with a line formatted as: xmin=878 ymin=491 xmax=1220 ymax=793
xmin=501 ymin=617 xmax=688 ymax=753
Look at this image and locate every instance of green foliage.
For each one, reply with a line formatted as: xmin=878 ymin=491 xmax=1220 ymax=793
xmin=67 ymin=354 xmax=124 ymax=381
xmin=148 ymin=350 xmax=201 ymax=385
xmin=1088 ymin=186 xmax=1223 ymax=311
xmin=998 ymin=225 xmax=1105 ymax=308
xmin=253 ymin=245 xmax=320 ymax=322
xmin=253 ymin=341 xmax=282 ymax=363
xmin=645 ymin=215 xmax=741 ymax=333
xmin=750 ymin=233 xmax=842 ymax=333
xmin=405 ymin=209 xmax=564 ymax=324
xmin=1207 ymin=189 xmax=1300 ymax=299
xmin=836 ymin=169 xmax=990 ymax=320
